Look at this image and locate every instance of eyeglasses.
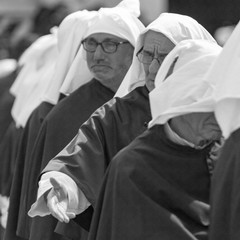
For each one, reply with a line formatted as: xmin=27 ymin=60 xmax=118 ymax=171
xmin=136 ymin=47 xmax=168 ymax=64
xmin=82 ymin=38 xmax=129 ymax=53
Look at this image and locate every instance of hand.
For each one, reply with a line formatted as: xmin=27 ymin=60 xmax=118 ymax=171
xmin=46 ymin=177 xmax=76 ymax=223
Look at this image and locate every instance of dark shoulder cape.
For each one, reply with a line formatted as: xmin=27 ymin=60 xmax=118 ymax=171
xmin=44 ymin=85 xmax=151 ymax=204
xmin=210 ymin=128 xmax=240 ymax=240
xmin=89 ymin=125 xmax=211 ymax=240
xmin=43 ymin=86 xmax=151 ymax=232
xmin=4 ymin=101 xmax=54 ymax=240
xmin=0 ymin=71 xmax=18 ymax=198
xmin=14 ymin=79 xmax=114 ymax=240
xmin=0 ymin=121 xmax=23 ymax=198
xmin=0 ymin=70 xmax=17 ymax=143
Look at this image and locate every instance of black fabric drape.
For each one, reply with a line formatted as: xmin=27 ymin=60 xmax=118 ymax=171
xmin=4 ymin=102 xmax=54 ymax=240
xmin=210 ymin=128 xmax=240 ymax=240
xmin=89 ymin=125 xmax=211 ymax=240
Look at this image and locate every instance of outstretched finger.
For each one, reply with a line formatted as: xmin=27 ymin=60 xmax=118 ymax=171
xmin=50 ymin=177 xmax=68 ymax=200
xmin=47 ymin=195 xmax=66 ymax=222
xmin=50 ymin=177 xmax=61 ymax=190
xmin=56 ymin=202 xmax=70 ymax=223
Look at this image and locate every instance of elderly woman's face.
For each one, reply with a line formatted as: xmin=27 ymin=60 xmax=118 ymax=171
xmin=170 ymin=112 xmax=222 ymax=147
xmin=140 ymin=30 xmax=175 ymax=91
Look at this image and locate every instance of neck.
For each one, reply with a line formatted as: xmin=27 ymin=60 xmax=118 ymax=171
xmin=96 ymin=78 xmax=118 ymax=93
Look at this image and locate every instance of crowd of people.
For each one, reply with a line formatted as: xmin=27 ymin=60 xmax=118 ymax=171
xmin=0 ymin=0 xmax=240 ymax=239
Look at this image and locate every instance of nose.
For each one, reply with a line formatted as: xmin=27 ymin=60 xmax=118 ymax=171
xmin=93 ymin=45 xmax=105 ymax=61
xmin=148 ymin=58 xmax=160 ymax=74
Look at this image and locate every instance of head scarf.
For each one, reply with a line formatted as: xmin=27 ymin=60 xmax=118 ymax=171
xmin=115 ymin=12 xmax=217 ymax=98
xmin=10 ymin=0 xmax=144 ymax=128
xmin=0 ymin=59 xmax=17 ymax=79
xmin=148 ymin=39 xmax=222 ymax=128
xmin=59 ymin=0 xmax=145 ymax=96
xmin=11 ymin=9 xmax=93 ymax=127
xmin=10 ymin=30 xmax=58 ymax=128
xmin=41 ymin=10 xmax=97 ymax=104
xmin=206 ymin=22 xmax=240 ymax=139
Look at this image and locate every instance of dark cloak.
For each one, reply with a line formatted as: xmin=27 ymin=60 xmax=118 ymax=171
xmin=0 ymin=70 xmax=18 ymax=198
xmin=6 ymin=79 xmax=114 ymax=240
xmin=0 ymin=121 xmax=23 ymax=198
xmin=27 ymin=79 xmax=114 ymax=240
xmin=4 ymin=101 xmax=54 ymax=240
xmin=0 ymin=69 xmax=17 ymax=143
xmin=42 ymin=85 xmax=152 ymax=233
xmin=88 ymin=124 xmax=212 ymax=240
xmin=0 ymin=121 xmax=23 ymax=240
xmin=209 ymin=128 xmax=240 ymax=240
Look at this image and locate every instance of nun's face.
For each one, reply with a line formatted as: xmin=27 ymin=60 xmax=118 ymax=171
xmin=170 ymin=112 xmax=222 ymax=147
xmin=84 ymin=33 xmax=134 ymax=92
xmin=138 ymin=30 xmax=175 ymax=91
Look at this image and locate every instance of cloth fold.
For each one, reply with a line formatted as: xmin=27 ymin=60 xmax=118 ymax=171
xmin=28 ymin=171 xmax=90 ymax=217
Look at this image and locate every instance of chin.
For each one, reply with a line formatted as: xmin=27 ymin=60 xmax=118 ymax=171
xmin=93 ymin=73 xmax=107 ymax=80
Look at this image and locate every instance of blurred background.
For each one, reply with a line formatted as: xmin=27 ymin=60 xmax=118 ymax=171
xmin=0 ymin=0 xmax=240 ymax=61
xmin=0 ymin=1 xmax=239 ymax=238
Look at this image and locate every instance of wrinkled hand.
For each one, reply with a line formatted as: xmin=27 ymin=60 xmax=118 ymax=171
xmin=46 ymin=177 xmax=76 ymax=223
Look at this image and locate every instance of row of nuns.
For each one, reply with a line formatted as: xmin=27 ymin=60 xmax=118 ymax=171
xmin=1 ymin=0 xmax=240 ymax=240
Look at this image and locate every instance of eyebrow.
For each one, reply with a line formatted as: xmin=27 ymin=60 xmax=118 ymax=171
xmin=137 ymin=47 xmax=153 ymax=56
xmin=143 ymin=49 xmax=153 ymax=55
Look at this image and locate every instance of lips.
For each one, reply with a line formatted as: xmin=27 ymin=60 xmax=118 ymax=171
xmin=92 ymin=64 xmax=111 ymax=69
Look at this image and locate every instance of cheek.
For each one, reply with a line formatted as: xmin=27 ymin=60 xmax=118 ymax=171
xmin=86 ymin=53 xmax=93 ymax=65
xmin=149 ymin=61 xmax=160 ymax=74
xmin=111 ymin=55 xmax=129 ymax=71
xmin=124 ymin=54 xmax=134 ymax=67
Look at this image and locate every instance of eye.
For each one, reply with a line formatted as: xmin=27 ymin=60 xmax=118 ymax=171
xmin=102 ymin=41 xmax=117 ymax=51
xmin=86 ymin=39 xmax=97 ymax=46
xmin=142 ymin=50 xmax=153 ymax=57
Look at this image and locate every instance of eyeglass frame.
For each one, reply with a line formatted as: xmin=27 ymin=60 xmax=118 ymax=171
xmin=81 ymin=38 xmax=130 ymax=53
xmin=136 ymin=47 xmax=169 ymax=64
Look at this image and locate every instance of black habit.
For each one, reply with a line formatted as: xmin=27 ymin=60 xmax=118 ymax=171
xmin=210 ymin=128 xmax=240 ymax=240
xmin=42 ymin=85 xmax=151 ymax=235
xmin=88 ymin=124 xmax=212 ymax=240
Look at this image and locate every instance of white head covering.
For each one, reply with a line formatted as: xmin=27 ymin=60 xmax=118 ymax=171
xmin=9 ymin=0 xmax=143 ymax=128
xmin=10 ymin=30 xmax=58 ymax=128
xmin=0 ymin=59 xmax=17 ymax=79
xmin=115 ymin=12 xmax=217 ymax=98
xmin=206 ymin=22 xmax=240 ymax=139
xmin=10 ymin=28 xmax=58 ymax=98
xmin=59 ymin=0 xmax=145 ymax=96
xmin=148 ymin=39 xmax=222 ymax=128
xmin=41 ymin=10 xmax=97 ymax=104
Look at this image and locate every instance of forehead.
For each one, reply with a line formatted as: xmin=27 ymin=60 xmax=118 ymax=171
xmin=86 ymin=33 xmax=126 ymax=42
xmin=142 ymin=30 xmax=175 ymax=53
